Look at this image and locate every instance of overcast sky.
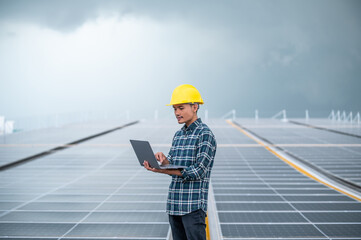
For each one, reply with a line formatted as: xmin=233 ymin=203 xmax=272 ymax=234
xmin=0 ymin=0 xmax=360 ymax=120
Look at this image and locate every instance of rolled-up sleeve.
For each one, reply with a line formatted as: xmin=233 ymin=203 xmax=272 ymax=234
xmin=181 ymin=131 xmax=216 ymax=181
xmin=167 ymin=151 xmax=173 ymax=164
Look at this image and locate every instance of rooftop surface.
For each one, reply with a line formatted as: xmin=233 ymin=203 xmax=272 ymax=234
xmin=0 ymin=118 xmax=360 ymax=239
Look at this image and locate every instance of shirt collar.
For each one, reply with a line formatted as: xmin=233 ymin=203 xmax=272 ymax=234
xmin=182 ymin=118 xmax=202 ymax=132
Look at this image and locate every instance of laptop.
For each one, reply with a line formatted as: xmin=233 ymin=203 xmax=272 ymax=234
xmin=130 ymin=140 xmax=186 ymax=169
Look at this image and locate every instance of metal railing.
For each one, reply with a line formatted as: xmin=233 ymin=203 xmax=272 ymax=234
xmin=328 ymin=110 xmax=360 ymax=124
xmin=271 ymin=109 xmax=288 ymax=122
xmin=221 ymin=109 xmax=236 ymax=121
xmin=3 ymin=109 xmax=360 ymax=135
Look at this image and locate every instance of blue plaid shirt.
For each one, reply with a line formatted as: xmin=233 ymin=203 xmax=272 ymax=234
xmin=166 ymin=118 xmax=217 ymax=216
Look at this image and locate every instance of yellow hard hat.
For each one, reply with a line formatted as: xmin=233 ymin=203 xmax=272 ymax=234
xmin=167 ymin=84 xmax=204 ymax=106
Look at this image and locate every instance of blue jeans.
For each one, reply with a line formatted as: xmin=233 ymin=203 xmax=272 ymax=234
xmin=169 ymin=209 xmax=207 ymax=240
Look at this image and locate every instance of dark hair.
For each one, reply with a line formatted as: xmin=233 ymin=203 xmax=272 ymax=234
xmin=190 ymin=103 xmax=200 ymax=113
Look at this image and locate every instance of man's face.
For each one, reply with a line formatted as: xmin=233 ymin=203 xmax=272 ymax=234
xmin=173 ymin=104 xmax=197 ymax=125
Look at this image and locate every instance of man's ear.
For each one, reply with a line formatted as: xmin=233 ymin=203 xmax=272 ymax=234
xmin=192 ymin=104 xmax=198 ymax=113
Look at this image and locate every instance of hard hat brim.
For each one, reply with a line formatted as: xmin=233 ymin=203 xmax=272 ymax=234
xmin=166 ymin=101 xmax=204 ymax=106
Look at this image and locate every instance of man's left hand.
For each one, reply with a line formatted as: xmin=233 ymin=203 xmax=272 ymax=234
xmin=143 ymin=161 xmax=167 ymax=173
xmin=143 ymin=161 xmax=182 ymax=176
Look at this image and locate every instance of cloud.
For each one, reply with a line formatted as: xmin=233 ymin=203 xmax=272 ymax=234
xmin=0 ymin=0 xmax=105 ymax=31
xmin=0 ymin=0 xmax=212 ymax=32
xmin=0 ymin=0 xmax=360 ymax=120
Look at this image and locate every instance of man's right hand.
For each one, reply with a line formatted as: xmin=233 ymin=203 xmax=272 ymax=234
xmin=155 ymin=152 xmax=170 ymax=166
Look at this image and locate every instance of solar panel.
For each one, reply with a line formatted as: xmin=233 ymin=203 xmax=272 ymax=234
xmin=65 ymin=223 xmax=169 ymax=238
xmin=317 ymin=224 xmax=361 ymax=238
xmin=303 ymin=212 xmax=361 ymax=222
xmin=220 ymin=224 xmax=324 ymax=238
xmin=208 ymin=118 xmax=361 ymax=240
xmin=0 ymin=120 xmax=175 ymax=239
xmin=1 ymin=118 xmax=361 ymax=239
xmin=218 ymin=212 xmax=306 ymax=222
xmin=216 ymin=202 xmax=294 ymax=211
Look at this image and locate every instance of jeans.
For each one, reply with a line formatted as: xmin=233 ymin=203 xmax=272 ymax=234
xmin=169 ymin=209 xmax=207 ymax=240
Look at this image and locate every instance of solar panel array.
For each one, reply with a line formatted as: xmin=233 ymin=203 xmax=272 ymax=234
xmin=294 ymin=118 xmax=361 ymax=136
xmin=0 ymin=118 xmax=360 ymax=239
xmin=208 ymin=118 xmax=361 ymax=239
xmin=207 ymin=119 xmax=361 ymax=239
xmin=238 ymin=119 xmax=361 ymax=186
xmin=0 ymin=120 xmax=132 ymax=168
xmin=0 ymin=121 xmax=178 ymax=239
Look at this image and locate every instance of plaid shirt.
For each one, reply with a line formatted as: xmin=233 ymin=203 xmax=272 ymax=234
xmin=166 ymin=118 xmax=217 ymax=215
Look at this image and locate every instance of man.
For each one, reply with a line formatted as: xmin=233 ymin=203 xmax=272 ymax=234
xmin=143 ymin=84 xmax=217 ymax=240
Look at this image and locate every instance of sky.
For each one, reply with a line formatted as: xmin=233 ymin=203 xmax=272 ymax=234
xmin=0 ymin=0 xmax=360 ymax=121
